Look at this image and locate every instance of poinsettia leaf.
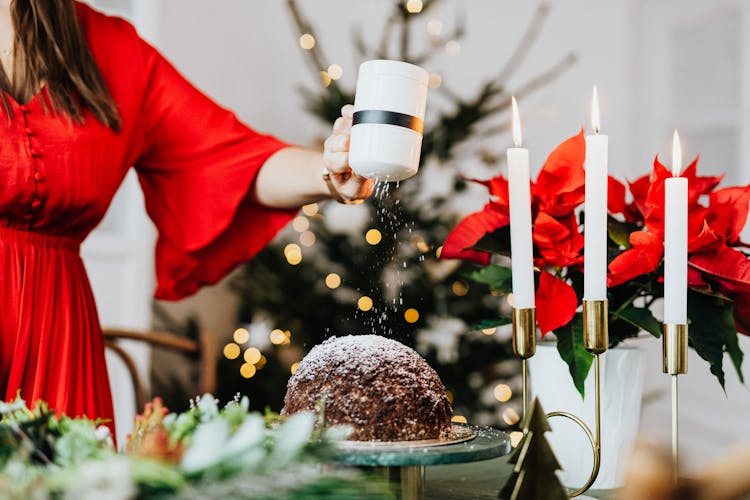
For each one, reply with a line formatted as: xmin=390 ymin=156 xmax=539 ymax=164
xmin=732 ymin=292 xmax=750 ymax=335
xmin=724 ymin=329 xmax=745 ymax=384
xmin=707 ymin=185 xmax=750 ymax=245
xmin=615 ymin=307 xmax=661 ymax=338
xmin=441 ymin=205 xmax=509 ymax=265
xmin=689 ymin=246 xmax=750 ymax=293
xmin=555 ymin=314 xmax=593 ymax=398
xmin=472 ymin=318 xmax=512 ymax=331
xmin=536 ymin=270 xmax=578 ymax=337
xmin=607 ymin=217 xmax=634 ymax=249
xmin=468 ymin=265 xmax=513 ymax=293
xmin=607 ymin=176 xmax=627 ymax=216
xmin=473 ymin=227 xmax=511 ymax=256
xmin=688 ymin=291 xmax=728 ymax=390
xmin=607 ymin=231 xmax=664 ymax=287
xmin=534 ymin=131 xmax=586 ymax=218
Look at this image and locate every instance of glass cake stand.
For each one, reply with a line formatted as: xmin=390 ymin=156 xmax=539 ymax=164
xmin=334 ymin=424 xmax=512 ymax=500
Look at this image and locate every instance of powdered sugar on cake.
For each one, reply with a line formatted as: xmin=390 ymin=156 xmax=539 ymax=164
xmin=283 ymin=335 xmax=453 ymax=441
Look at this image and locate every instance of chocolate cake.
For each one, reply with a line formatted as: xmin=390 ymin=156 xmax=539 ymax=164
xmin=282 ymin=335 xmax=453 ymax=441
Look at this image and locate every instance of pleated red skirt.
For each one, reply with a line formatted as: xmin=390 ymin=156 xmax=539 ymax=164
xmin=0 ymin=225 xmax=115 ymax=432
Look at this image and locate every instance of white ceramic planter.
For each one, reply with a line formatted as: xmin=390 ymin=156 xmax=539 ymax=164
xmin=529 ymin=342 xmax=645 ymax=490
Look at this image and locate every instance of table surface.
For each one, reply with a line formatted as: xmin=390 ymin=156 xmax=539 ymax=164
xmin=424 ymin=456 xmax=612 ymax=499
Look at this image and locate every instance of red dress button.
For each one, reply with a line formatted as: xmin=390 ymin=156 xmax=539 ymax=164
xmin=31 ymin=199 xmax=42 ymax=209
xmin=34 ymin=172 xmax=45 ymax=182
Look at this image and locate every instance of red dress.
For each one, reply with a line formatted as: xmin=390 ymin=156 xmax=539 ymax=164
xmin=0 ymin=4 xmax=295 ymax=432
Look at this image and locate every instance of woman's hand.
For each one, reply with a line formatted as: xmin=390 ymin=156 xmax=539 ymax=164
xmin=322 ymin=104 xmax=375 ymax=202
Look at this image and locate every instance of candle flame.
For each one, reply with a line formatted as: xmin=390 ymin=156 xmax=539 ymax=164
xmin=591 ymin=85 xmax=601 ymax=134
xmin=511 ymin=96 xmax=522 ymax=147
xmin=672 ymin=130 xmax=682 ymax=176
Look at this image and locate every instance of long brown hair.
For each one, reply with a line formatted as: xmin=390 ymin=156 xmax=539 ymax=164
xmin=0 ymin=0 xmax=121 ymax=131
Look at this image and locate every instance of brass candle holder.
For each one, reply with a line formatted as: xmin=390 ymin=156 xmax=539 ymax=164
xmin=513 ymin=299 xmax=608 ymax=498
xmin=663 ymin=323 xmax=687 ymax=482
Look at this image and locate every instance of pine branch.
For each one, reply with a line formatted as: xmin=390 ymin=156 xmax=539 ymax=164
xmin=496 ymin=3 xmax=551 ymax=85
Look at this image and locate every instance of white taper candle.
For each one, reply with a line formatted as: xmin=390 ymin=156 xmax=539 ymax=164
xmin=584 ymin=86 xmax=609 ymax=300
xmin=664 ymin=130 xmax=688 ymax=324
xmin=508 ymin=97 xmax=535 ymax=308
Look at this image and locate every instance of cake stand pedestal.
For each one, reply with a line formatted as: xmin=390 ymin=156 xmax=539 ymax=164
xmin=334 ymin=424 xmax=511 ymax=500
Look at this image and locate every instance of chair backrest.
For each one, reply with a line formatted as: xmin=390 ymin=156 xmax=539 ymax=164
xmin=102 ymin=328 xmax=218 ymax=411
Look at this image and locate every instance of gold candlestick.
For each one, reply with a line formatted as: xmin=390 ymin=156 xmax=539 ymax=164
xmin=663 ymin=323 xmax=688 ymax=482
xmin=512 ymin=307 xmax=536 ymax=418
xmin=511 ymin=300 xmax=606 ymax=498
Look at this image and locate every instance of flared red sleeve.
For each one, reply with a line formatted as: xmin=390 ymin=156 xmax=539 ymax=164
xmin=133 ymin=39 xmax=296 ymax=300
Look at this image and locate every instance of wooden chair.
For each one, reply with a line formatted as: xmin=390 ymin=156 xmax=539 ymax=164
xmin=102 ymin=328 xmax=218 ymax=411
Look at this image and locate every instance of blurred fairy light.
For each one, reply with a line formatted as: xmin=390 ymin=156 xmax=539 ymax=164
xmin=406 ymin=0 xmax=423 ymax=14
xmin=435 ymin=245 xmax=443 ymax=258
xmin=299 ymin=33 xmax=315 ymax=50
xmin=302 ymin=203 xmax=319 ymax=216
xmin=414 ymin=237 xmax=430 ymax=253
xmin=292 ymin=216 xmax=310 ymax=232
xmin=506 ymin=293 xmax=515 ymax=307
xmin=404 ymin=308 xmax=420 ymax=323
xmin=445 ymin=389 xmax=454 ymax=404
xmin=290 ymin=361 xmax=300 ymax=375
xmin=493 ymin=384 xmax=512 ymax=403
xmin=358 ymin=296 xmax=374 ymax=312
xmin=325 ymin=273 xmax=342 ymax=289
xmin=451 ymin=415 xmax=468 ymax=424
xmin=244 ymin=347 xmax=262 ymax=365
xmin=451 ymin=281 xmax=469 ymax=296
xmin=270 ymin=329 xmax=287 ymax=345
xmin=327 ymin=64 xmax=343 ymax=80
xmin=240 ymin=363 xmax=256 ymax=379
xmin=284 ymin=243 xmax=302 ymax=265
xmin=509 ymin=431 xmax=524 ymax=447
xmin=223 ymin=343 xmax=240 ymax=360
xmin=503 ymin=407 xmax=521 ymax=426
xmin=482 ymin=327 xmax=497 ymax=336
xmin=256 ymin=355 xmax=267 ymax=370
xmin=426 ymin=19 xmax=443 ymax=37
xmin=445 ymin=40 xmax=461 ymax=56
xmin=233 ymin=328 xmax=249 ymax=344
xmin=300 ymin=231 xmax=316 ymax=247
xmin=319 ymin=70 xmax=332 ymax=88
xmin=366 ymin=228 xmax=382 ymax=245
xmin=428 ymin=73 xmax=442 ymax=89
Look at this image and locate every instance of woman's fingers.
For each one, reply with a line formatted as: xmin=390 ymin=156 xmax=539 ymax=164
xmin=324 ymin=133 xmax=349 ymax=153
xmin=323 ymin=151 xmax=349 ymax=173
xmin=341 ymin=104 xmax=354 ymax=120
xmin=332 ymin=116 xmax=350 ymax=134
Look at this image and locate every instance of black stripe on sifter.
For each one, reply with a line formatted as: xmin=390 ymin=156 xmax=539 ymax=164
xmin=353 ymin=110 xmax=424 ymax=134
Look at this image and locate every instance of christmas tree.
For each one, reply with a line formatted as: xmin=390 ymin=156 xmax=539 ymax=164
xmin=216 ymin=1 xmax=576 ymax=428
xmin=499 ymin=398 xmax=568 ymax=500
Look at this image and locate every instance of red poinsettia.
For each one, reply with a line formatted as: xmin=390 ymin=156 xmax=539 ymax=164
xmin=442 ymin=131 xmax=586 ymax=336
xmin=607 ymin=157 xmax=750 ymax=334
xmin=442 ymin=131 xmax=750 ymax=392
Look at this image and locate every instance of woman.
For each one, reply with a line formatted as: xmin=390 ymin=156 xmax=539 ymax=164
xmin=0 ymin=0 xmax=373 ymax=433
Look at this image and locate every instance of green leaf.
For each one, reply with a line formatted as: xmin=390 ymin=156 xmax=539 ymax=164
xmin=555 ymin=314 xmax=594 ymax=398
xmin=472 ymin=318 xmax=512 ymax=331
xmin=724 ymin=330 xmax=745 ymax=384
xmin=607 ymin=218 xmax=634 ymax=249
xmin=468 ymin=265 xmax=513 ymax=293
xmin=473 ymin=227 xmax=511 ymax=256
xmin=687 ymin=292 xmax=729 ymax=390
xmin=615 ymin=307 xmax=662 ymax=338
